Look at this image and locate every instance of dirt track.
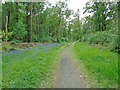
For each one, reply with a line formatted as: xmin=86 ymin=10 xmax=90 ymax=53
xmin=56 ymin=45 xmax=88 ymax=88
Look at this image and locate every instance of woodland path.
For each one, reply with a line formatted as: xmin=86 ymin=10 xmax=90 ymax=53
xmin=55 ymin=44 xmax=88 ymax=88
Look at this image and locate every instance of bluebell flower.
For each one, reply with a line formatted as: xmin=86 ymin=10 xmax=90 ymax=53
xmin=12 ymin=50 xmax=19 ymax=54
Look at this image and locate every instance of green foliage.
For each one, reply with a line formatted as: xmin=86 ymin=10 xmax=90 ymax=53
xmin=1 ymin=31 xmax=13 ymax=41
xmin=10 ymin=41 xmax=17 ymax=45
xmin=13 ymin=21 xmax=27 ymax=40
xmin=2 ymin=44 xmax=18 ymax=51
xmin=108 ymin=37 xmax=119 ymax=52
xmin=83 ymin=2 xmax=117 ymax=32
xmin=2 ymin=1 xmax=82 ymax=43
xmin=1 ymin=1 xmax=118 ymax=52
xmin=73 ymin=42 xmax=118 ymax=88
xmin=32 ymin=34 xmax=38 ymax=42
xmin=82 ymin=1 xmax=118 ymax=53
xmin=82 ymin=31 xmax=119 ymax=52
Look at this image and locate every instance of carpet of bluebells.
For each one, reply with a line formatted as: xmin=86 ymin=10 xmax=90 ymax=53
xmin=2 ymin=43 xmax=66 ymax=88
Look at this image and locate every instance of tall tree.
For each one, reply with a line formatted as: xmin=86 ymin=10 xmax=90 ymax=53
xmin=30 ymin=2 xmax=33 ymax=42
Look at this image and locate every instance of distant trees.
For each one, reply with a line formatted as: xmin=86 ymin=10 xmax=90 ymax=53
xmin=2 ymin=1 xmax=79 ymax=43
xmin=82 ymin=1 xmax=119 ymax=52
xmin=83 ymin=1 xmax=117 ymax=32
xmin=1 ymin=0 xmax=119 ymax=53
xmin=2 ymin=2 xmax=45 ymax=42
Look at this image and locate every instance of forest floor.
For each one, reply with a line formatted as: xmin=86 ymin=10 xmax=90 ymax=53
xmin=55 ymin=43 xmax=88 ymax=88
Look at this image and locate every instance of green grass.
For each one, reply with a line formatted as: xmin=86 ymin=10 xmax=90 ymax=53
xmin=0 ymin=43 xmax=1 ymax=90
xmin=0 ymin=57 xmax=1 ymax=90
xmin=2 ymin=43 xmax=66 ymax=88
xmin=73 ymin=42 xmax=118 ymax=88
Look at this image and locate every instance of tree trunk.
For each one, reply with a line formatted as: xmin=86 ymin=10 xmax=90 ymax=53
xmin=37 ymin=16 xmax=40 ymax=41
xmin=35 ymin=16 xmax=38 ymax=41
xmin=5 ymin=16 xmax=8 ymax=42
xmin=15 ymin=2 xmax=18 ymax=22
xmin=30 ymin=2 xmax=33 ymax=42
xmin=25 ymin=3 xmax=29 ymax=42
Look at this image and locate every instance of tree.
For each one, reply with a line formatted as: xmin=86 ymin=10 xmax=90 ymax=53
xmin=83 ymin=1 xmax=117 ymax=31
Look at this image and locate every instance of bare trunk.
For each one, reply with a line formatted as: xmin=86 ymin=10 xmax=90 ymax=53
xmin=30 ymin=2 xmax=32 ymax=42
xmin=16 ymin=2 xmax=18 ymax=22
xmin=5 ymin=16 xmax=8 ymax=42
xmin=37 ymin=17 xmax=39 ymax=40
xmin=35 ymin=16 xmax=38 ymax=41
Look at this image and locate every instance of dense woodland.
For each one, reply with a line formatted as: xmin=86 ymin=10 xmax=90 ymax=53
xmin=1 ymin=0 xmax=119 ymax=52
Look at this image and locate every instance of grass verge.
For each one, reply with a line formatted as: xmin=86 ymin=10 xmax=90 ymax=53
xmin=73 ymin=42 xmax=118 ymax=88
xmin=2 ymin=43 xmax=66 ymax=88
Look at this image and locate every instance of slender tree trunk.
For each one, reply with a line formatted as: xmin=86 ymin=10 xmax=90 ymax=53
xmin=96 ymin=5 xmax=100 ymax=31
xmin=25 ymin=3 xmax=29 ymax=42
xmin=35 ymin=16 xmax=38 ymax=41
xmin=103 ymin=14 xmax=106 ymax=31
xmin=77 ymin=9 xmax=81 ymax=41
xmin=37 ymin=16 xmax=40 ymax=41
xmin=34 ymin=16 xmax=36 ymax=35
xmin=68 ymin=28 xmax=71 ymax=41
xmin=57 ymin=17 xmax=61 ymax=43
xmin=16 ymin=2 xmax=18 ymax=22
xmin=30 ymin=2 xmax=33 ymax=42
xmin=5 ymin=16 xmax=8 ymax=42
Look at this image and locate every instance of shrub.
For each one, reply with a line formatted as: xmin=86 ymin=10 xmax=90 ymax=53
xmin=109 ymin=37 xmax=119 ymax=52
xmin=82 ymin=31 xmax=118 ymax=52
xmin=12 ymin=21 xmax=27 ymax=40
xmin=11 ymin=41 xmax=17 ymax=45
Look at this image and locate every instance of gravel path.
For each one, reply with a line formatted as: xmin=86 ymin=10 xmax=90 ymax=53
xmin=56 ymin=45 xmax=88 ymax=88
